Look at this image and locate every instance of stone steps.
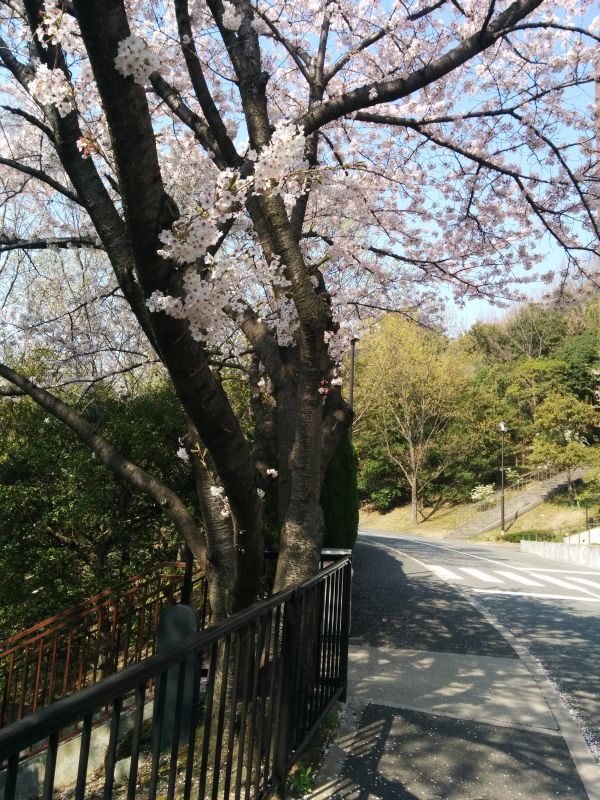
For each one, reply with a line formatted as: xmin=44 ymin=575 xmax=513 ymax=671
xmin=447 ymin=468 xmax=588 ymax=539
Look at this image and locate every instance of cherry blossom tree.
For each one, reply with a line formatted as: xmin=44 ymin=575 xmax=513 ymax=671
xmin=0 ymin=0 xmax=598 ymax=609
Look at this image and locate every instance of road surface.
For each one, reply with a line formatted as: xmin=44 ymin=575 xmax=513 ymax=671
xmin=359 ymin=531 xmax=600 ymax=759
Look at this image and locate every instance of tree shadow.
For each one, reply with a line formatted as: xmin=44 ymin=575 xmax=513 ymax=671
xmin=350 ymin=541 xmax=516 ymax=657
xmin=322 ymin=703 xmax=588 ymax=799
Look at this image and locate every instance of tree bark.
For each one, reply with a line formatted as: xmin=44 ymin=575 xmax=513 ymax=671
xmin=410 ymin=478 xmax=418 ymax=526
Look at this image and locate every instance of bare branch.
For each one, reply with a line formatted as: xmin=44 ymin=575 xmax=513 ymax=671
xmin=0 ymin=157 xmax=82 ymax=204
xmin=173 ymin=0 xmax=241 ymax=165
xmin=298 ymin=0 xmax=544 ymax=135
xmin=0 ymin=235 xmax=102 ymax=253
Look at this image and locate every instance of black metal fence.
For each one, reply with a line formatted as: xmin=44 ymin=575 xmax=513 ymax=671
xmin=0 ymin=556 xmax=352 ymax=800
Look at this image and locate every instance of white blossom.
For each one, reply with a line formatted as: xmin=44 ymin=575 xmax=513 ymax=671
xmin=253 ymin=121 xmax=307 ymax=197
xmin=35 ymin=2 xmax=81 ymax=53
xmin=114 ymin=35 xmax=160 ymax=86
xmin=251 ymin=17 xmax=270 ymax=35
xmin=222 ymin=1 xmax=242 ymax=31
xmin=28 ymin=65 xmax=73 ymax=117
xmin=176 ymin=446 xmax=189 ymax=463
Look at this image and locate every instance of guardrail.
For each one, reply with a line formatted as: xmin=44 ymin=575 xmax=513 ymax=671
xmin=0 ymin=562 xmax=207 ymax=729
xmin=0 ymin=555 xmax=352 ymax=800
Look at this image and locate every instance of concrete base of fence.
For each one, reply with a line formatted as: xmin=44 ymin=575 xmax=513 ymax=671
xmin=520 ymin=540 xmax=600 ymax=568
xmin=563 ymin=528 xmax=600 ymax=545
xmin=0 ymin=703 xmax=153 ymax=800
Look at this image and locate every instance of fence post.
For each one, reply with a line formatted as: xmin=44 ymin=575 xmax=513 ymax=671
xmin=180 ymin=546 xmax=194 ymax=607
xmin=273 ymin=592 xmax=299 ymax=796
xmin=339 ymin=561 xmax=352 ymax=703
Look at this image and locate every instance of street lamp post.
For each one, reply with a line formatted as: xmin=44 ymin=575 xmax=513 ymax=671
xmin=348 ymin=337 xmax=358 ymax=442
xmin=498 ymin=422 xmax=507 ymax=532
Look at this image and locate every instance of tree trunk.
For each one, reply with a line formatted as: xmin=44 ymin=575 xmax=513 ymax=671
xmin=410 ymin=478 xmax=418 ymax=526
xmin=273 ymin=363 xmax=324 ymax=591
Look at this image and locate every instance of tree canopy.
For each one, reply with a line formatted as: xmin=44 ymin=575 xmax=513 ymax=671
xmin=0 ymin=0 xmax=598 ymax=608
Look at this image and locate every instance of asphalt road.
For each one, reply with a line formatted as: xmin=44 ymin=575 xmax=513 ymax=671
xmin=359 ymin=531 xmax=600 ymax=759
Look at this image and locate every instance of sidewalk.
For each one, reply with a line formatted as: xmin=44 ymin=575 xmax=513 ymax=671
xmin=308 ymin=540 xmax=600 ymax=800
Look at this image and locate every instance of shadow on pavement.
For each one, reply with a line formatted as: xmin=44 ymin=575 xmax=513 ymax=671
xmin=327 ymin=703 xmax=588 ymax=800
xmin=478 ymin=591 xmax=600 ymax=747
xmin=351 ymin=541 xmax=516 ymax=658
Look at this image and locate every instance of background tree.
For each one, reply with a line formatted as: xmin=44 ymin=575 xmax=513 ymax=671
xmin=0 ymin=379 xmax=196 ymax=636
xmin=355 ymin=316 xmax=469 ymax=524
xmin=531 ymin=392 xmax=598 ymax=498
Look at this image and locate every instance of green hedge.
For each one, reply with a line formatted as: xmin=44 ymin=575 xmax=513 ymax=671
xmin=321 ymin=431 xmax=359 ymax=549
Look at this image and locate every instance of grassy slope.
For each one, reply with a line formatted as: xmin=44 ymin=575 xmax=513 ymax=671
xmin=360 ymin=498 xmax=592 ymax=540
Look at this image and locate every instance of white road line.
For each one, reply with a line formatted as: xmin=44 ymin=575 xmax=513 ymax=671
xmin=528 ymin=573 xmax=600 ymax=599
xmin=567 ymin=576 xmax=600 ymax=589
xmin=426 ymin=565 xmax=464 ymax=581
xmin=459 ymin=567 xmax=503 ymax=583
xmin=494 ymin=570 xmax=544 ymax=587
xmin=360 ymin=534 xmax=600 ymax=584
xmin=472 ymin=588 xmax=600 ymax=603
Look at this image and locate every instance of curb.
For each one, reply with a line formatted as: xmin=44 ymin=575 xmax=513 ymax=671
xmin=466 ymin=591 xmax=600 ymax=800
xmin=367 ymin=532 xmax=600 ymax=800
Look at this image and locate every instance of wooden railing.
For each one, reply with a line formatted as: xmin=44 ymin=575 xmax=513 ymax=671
xmin=0 ymin=562 xmax=207 ymax=729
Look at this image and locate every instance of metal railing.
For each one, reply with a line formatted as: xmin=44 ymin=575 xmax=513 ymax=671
xmin=454 ymin=466 xmax=562 ymax=528
xmin=0 ymin=555 xmax=352 ymax=800
xmin=0 ymin=562 xmax=207 ymax=729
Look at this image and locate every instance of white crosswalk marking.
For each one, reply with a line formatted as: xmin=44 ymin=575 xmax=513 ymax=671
xmin=425 ymin=560 xmax=600 ymax=599
xmin=426 ymin=565 xmax=463 ymax=581
xmin=495 ymin=570 xmax=544 ymax=587
xmin=529 ymin=573 xmax=600 ymax=599
xmin=459 ymin=567 xmax=503 ymax=583
xmin=567 ymin=576 xmax=600 ymax=589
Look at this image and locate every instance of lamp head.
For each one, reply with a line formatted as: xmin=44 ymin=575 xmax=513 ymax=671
xmin=498 ymin=421 xmax=507 ymax=433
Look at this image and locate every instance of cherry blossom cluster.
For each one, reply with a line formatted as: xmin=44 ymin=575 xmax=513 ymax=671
xmin=28 ymin=64 xmax=73 ymax=117
xmin=76 ymin=130 xmax=101 ymax=159
xmin=221 ymin=1 xmax=242 ymax=31
xmin=114 ymin=34 xmax=160 ymax=86
xmin=253 ymin=121 xmax=307 ymax=197
xmin=35 ymin=1 xmax=81 ymax=54
xmin=157 ymin=216 xmax=221 ymax=265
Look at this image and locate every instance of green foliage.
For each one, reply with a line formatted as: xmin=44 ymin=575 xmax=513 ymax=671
xmin=505 ymin=358 xmax=571 ymax=418
xmin=321 ymin=431 xmax=359 ymax=549
xmin=502 ymin=529 xmax=565 ymax=543
xmin=551 ymin=330 xmax=600 ymax=400
xmin=355 ymin=294 xmax=600 ymax=516
xmin=0 ymin=383 xmax=195 ymax=637
xmin=287 ymin=766 xmax=315 ymax=797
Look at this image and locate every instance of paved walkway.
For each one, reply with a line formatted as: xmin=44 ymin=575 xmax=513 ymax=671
xmin=308 ymin=539 xmax=600 ymax=799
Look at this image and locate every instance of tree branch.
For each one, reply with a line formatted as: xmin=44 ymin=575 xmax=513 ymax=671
xmin=0 ymin=362 xmax=207 ymax=567
xmin=0 ymin=157 xmax=82 ymax=205
xmin=173 ymin=0 xmax=241 ymax=166
xmin=1 ymin=105 xmax=55 ymax=141
xmin=0 ymin=235 xmax=102 ymax=253
xmin=298 ymin=0 xmax=544 ymax=135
